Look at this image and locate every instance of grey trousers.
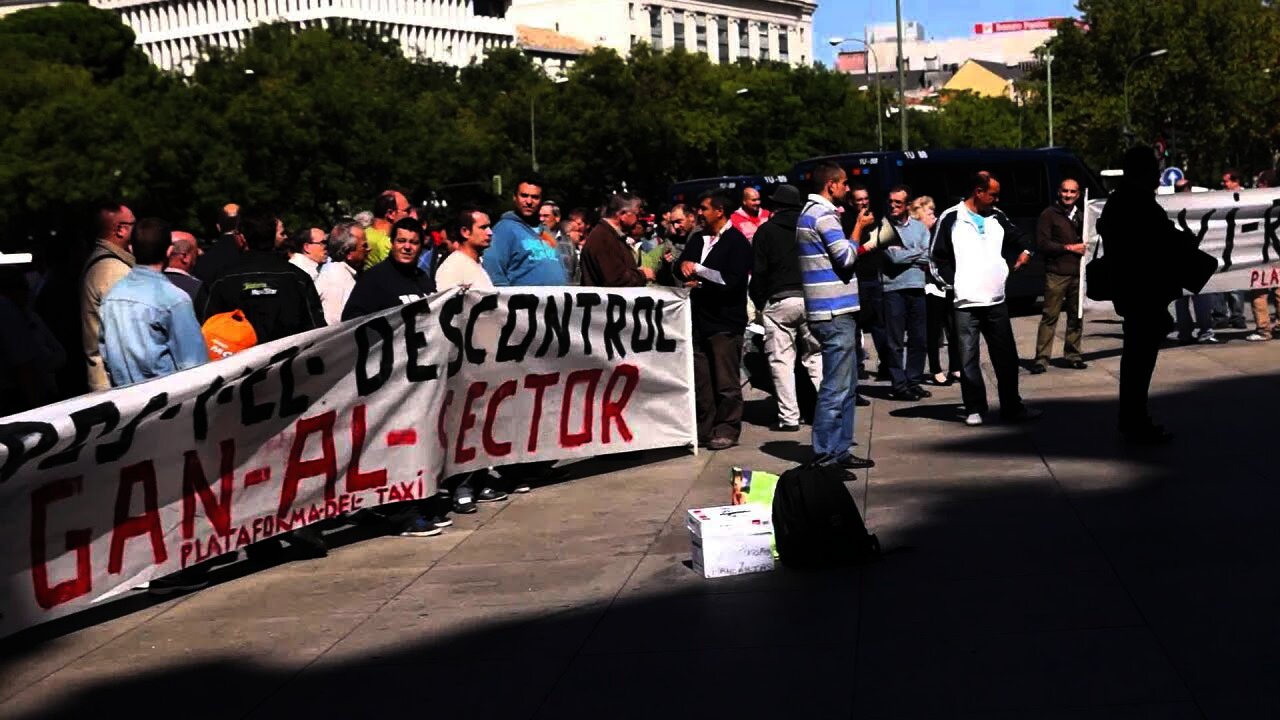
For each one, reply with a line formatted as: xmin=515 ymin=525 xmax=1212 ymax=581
xmin=762 ymin=296 xmax=823 ymax=426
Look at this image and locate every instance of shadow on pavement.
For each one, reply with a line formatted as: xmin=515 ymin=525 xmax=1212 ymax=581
xmin=4 ymin=372 xmax=1280 ymax=718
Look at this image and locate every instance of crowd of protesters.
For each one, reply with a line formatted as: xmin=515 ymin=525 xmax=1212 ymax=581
xmin=1 ymin=157 xmax=1274 ymax=592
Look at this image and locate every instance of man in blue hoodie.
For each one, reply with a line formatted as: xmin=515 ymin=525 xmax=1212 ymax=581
xmin=482 ymin=174 xmax=568 ymax=287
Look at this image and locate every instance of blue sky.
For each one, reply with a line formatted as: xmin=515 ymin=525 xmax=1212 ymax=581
xmin=814 ymin=0 xmax=1080 ymax=65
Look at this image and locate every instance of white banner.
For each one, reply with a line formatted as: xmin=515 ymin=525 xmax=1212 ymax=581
xmin=1085 ymin=188 xmax=1280 ymax=295
xmin=0 ymin=286 xmax=695 ymax=638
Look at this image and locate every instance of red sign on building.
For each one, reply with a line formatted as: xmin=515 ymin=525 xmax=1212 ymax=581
xmin=973 ymin=18 xmax=1070 ymax=34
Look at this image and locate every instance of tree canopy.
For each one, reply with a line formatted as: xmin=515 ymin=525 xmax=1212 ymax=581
xmin=1 ymin=2 xmax=1277 ymax=251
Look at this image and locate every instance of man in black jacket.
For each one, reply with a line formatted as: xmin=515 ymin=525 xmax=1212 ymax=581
xmin=195 ymin=208 xmax=324 ymax=343
xmin=750 ymin=184 xmax=822 ymax=432
xmin=342 ymin=218 xmax=437 ymax=321
xmin=193 ymin=204 xmax=243 ymax=283
xmin=1099 ymin=147 xmax=1203 ymax=444
xmin=676 ymin=190 xmax=752 ymax=450
xmin=1031 ymin=178 xmax=1088 ymax=373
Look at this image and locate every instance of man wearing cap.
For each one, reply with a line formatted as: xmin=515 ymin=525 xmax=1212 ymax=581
xmin=750 ymin=184 xmax=822 ymax=432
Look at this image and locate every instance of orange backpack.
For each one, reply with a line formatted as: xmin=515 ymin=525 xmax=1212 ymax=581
xmin=202 ymin=310 xmax=257 ymax=360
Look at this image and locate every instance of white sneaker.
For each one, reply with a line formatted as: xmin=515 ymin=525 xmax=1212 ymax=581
xmin=1198 ymin=332 xmax=1221 ymax=344
xmin=965 ymin=413 xmax=984 ymax=426
xmin=1245 ymin=332 xmax=1269 ymax=342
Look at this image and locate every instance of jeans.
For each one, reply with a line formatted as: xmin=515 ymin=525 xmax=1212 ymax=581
xmin=762 ymin=297 xmax=823 ymax=426
xmin=1120 ymin=309 xmax=1173 ymax=430
xmin=955 ymin=302 xmax=1024 ymax=417
xmin=1174 ymin=294 xmax=1214 ymax=338
xmin=693 ymin=331 xmax=745 ymax=443
xmin=809 ymin=313 xmax=859 ymax=463
xmin=1034 ymin=272 xmax=1083 ymax=365
xmin=883 ymin=288 xmax=927 ymax=392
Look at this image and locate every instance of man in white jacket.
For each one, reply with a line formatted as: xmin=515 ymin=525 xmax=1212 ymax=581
xmin=929 ymin=171 xmax=1041 ymax=426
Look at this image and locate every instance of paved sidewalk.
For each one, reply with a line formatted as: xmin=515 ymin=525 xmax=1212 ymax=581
xmin=3 ymin=311 xmax=1278 ymax=719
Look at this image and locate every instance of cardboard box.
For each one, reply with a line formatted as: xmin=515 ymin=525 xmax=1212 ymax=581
xmin=687 ymin=505 xmax=775 ymax=578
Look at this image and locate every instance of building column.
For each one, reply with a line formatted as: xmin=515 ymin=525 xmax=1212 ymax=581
xmin=660 ymin=7 xmax=674 ymax=52
xmin=726 ymin=17 xmax=739 ymax=61
xmin=767 ymin=23 xmax=779 ymax=62
xmin=705 ymin=15 xmax=719 ymax=63
xmin=746 ymin=19 xmax=760 ymax=60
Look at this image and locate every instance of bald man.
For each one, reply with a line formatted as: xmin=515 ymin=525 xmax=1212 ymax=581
xmin=164 ymin=231 xmax=203 ymax=301
xmin=729 ymin=187 xmax=771 ymax=242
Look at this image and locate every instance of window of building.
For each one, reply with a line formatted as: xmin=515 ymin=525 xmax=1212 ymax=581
xmin=695 ymin=14 xmax=707 ymax=52
xmin=778 ymin=27 xmax=789 ymax=62
xmin=650 ymin=8 xmax=662 ymax=50
xmin=718 ymin=16 xmax=729 ymax=61
xmin=673 ymin=14 xmax=685 ymax=50
xmin=758 ymin=24 xmax=769 ymax=60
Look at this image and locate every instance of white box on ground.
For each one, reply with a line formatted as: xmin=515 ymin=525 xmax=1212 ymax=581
xmin=687 ymin=505 xmax=775 ymax=578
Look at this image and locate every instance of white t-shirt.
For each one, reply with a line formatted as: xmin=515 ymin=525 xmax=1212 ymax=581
xmin=289 ymin=253 xmax=322 ymax=281
xmin=436 ymin=251 xmax=494 ymax=290
xmin=315 ymin=262 xmax=358 ymax=325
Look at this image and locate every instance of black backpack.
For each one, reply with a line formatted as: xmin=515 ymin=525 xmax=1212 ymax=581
xmin=772 ymin=463 xmax=879 ymax=568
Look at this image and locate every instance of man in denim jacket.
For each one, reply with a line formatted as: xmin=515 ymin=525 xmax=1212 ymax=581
xmin=99 ymin=217 xmax=207 ymax=387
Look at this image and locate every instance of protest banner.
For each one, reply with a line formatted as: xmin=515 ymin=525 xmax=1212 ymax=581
xmin=0 ymin=286 xmax=695 ymax=638
xmin=1083 ymin=188 xmax=1280 ymax=304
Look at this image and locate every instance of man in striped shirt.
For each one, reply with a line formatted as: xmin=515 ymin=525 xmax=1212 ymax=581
xmin=797 ymin=162 xmax=888 ymax=468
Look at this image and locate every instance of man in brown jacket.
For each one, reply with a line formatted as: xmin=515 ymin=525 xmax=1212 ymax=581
xmin=1031 ymin=178 xmax=1088 ymax=374
xmin=81 ymin=202 xmax=137 ymax=391
xmin=580 ymin=193 xmax=656 ymax=287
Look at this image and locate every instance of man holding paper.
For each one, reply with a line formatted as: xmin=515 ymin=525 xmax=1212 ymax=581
xmin=676 ymin=190 xmax=752 ymax=450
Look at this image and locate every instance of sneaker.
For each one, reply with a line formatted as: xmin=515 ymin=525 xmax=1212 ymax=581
xmin=399 ymin=514 xmax=443 ymax=537
xmin=430 ymin=514 xmax=453 ymax=528
xmin=888 ymin=389 xmax=920 ymax=401
xmin=856 ymin=394 xmax=871 ymax=407
xmin=1068 ymin=360 xmax=1089 ymax=370
xmin=1002 ymin=406 xmax=1044 ymax=423
xmin=1246 ymin=332 xmax=1270 ymax=342
xmin=909 ymin=386 xmax=932 ymax=399
xmin=1028 ymin=364 xmax=1047 ymax=375
xmin=707 ymin=436 xmax=737 ymax=450
xmin=773 ymin=423 xmax=801 ymax=432
xmin=476 ymin=487 xmax=508 ymax=503
xmin=1197 ymin=332 xmax=1221 ymax=344
xmin=147 ymin=569 xmax=209 ymax=596
xmin=452 ymin=495 xmax=478 ymax=514
xmin=964 ymin=413 xmax=985 ymax=426
xmin=836 ymin=454 xmax=876 ymax=470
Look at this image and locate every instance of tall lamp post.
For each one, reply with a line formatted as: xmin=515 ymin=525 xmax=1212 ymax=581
xmin=829 ymin=36 xmax=883 ymax=151
xmin=1123 ymin=48 xmax=1168 ymax=146
xmin=531 ymin=76 xmax=570 ymax=173
xmin=1045 ymin=53 xmax=1055 ymax=147
xmin=894 ymin=0 xmax=908 ymax=150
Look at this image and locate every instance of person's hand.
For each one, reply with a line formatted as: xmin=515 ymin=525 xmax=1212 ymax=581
xmin=640 ymin=266 xmax=656 ymax=281
xmin=1013 ymin=251 xmax=1032 ymax=271
xmin=663 ymin=251 xmax=675 ymax=263
xmin=854 ymin=208 xmax=875 ymax=231
xmin=1068 ymin=243 xmax=1087 ymax=255
xmin=683 ymin=280 xmax=700 ymax=288
xmin=680 ymin=260 xmax=697 ymax=277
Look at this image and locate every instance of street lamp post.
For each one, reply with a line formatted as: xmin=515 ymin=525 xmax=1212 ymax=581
xmin=531 ymin=76 xmax=570 ymax=173
xmin=829 ymin=37 xmax=883 ymax=150
xmin=1123 ymin=48 xmax=1168 ymax=146
xmin=895 ymin=0 xmax=908 ymax=150
xmin=1046 ymin=53 xmax=1055 ymax=147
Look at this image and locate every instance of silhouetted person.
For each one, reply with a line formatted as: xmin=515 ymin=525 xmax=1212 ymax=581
xmin=1098 ymin=147 xmax=1199 ymax=444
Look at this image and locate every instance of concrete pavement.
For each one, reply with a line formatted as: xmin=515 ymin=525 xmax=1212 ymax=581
xmin=2 ymin=309 xmax=1278 ymax=719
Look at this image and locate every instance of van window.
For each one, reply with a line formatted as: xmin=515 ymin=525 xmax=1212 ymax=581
xmin=982 ymin=161 xmax=1049 ymax=218
xmin=901 ymin=162 xmax=971 ymax=211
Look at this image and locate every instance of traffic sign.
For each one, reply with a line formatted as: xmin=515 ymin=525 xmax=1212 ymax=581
xmin=1160 ymin=167 xmax=1184 ymax=187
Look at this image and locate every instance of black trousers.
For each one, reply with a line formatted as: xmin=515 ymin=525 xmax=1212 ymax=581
xmin=926 ymin=291 xmax=961 ymax=376
xmin=858 ymin=280 xmax=892 ymax=372
xmin=693 ymin=331 xmax=745 ymax=443
xmin=1119 ymin=310 xmax=1173 ymax=430
xmin=955 ymin=302 xmax=1024 ymax=417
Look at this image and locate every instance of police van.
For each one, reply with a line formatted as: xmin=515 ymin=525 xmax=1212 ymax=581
xmin=788 ymin=148 xmax=1105 ymax=301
